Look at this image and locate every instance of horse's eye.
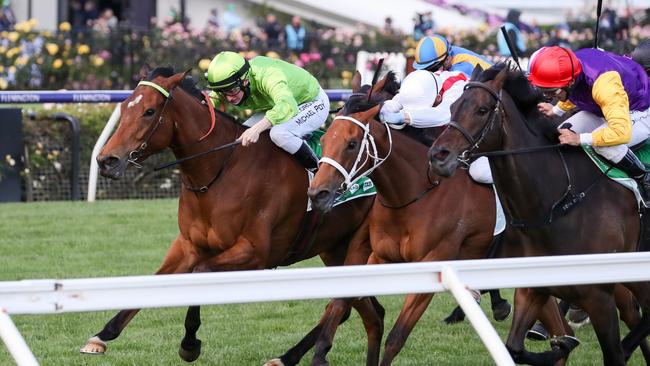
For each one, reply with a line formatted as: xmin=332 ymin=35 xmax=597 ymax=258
xmin=477 ymin=106 xmax=489 ymax=116
xmin=347 ymin=140 xmax=358 ymax=150
xmin=143 ymin=108 xmax=155 ymax=117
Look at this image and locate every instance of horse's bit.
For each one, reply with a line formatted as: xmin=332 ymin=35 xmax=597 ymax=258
xmin=446 ymin=81 xmax=503 ymax=166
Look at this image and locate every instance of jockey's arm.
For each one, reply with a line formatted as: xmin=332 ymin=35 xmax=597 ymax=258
xmin=583 ymin=71 xmax=632 ymax=147
xmin=259 ymin=70 xmax=299 ymax=125
xmin=403 ymin=81 xmax=464 ymax=128
xmin=551 ymin=100 xmax=576 ymax=116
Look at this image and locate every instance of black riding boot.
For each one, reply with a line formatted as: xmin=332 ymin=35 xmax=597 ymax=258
xmin=293 ymin=142 xmax=319 ymax=172
xmin=613 ymin=149 xmax=650 ymax=206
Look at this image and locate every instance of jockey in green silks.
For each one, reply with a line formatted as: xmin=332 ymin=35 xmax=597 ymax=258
xmin=206 ymin=51 xmax=329 ymax=171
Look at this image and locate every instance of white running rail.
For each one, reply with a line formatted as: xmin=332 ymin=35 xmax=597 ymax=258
xmin=3 ymin=252 xmax=650 ymax=366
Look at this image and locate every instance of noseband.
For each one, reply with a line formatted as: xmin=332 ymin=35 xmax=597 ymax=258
xmin=446 ymin=81 xmax=503 ymax=165
xmin=319 ymin=115 xmax=393 ymax=190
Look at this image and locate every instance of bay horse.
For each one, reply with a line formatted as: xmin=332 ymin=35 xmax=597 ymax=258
xmin=428 ymin=63 xmax=650 ymax=365
xmin=305 ymin=73 xmax=562 ymax=366
xmin=81 ymin=66 xmax=384 ymax=365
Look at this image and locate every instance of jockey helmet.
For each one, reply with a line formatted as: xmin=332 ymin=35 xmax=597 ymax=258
xmin=206 ymin=51 xmax=251 ymax=105
xmin=398 ymin=70 xmax=441 ymax=109
xmin=528 ymin=46 xmax=582 ymax=89
xmin=413 ymin=34 xmax=450 ymax=71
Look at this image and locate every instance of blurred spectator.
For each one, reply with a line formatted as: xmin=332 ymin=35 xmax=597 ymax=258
xmin=382 ymin=17 xmax=396 ymax=36
xmin=222 ymin=3 xmax=241 ymax=34
xmin=414 ymin=11 xmax=434 ymax=41
xmin=545 ymin=23 xmax=572 ymax=49
xmin=497 ymin=9 xmax=526 ymax=57
xmin=207 ymin=8 xmax=219 ymax=30
xmin=70 ymin=0 xmax=85 ymax=32
xmin=0 ymin=0 xmax=15 ymax=31
xmin=83 ymin=1 xmax=99 ymax=27
xmin=631 ymin=39 xmax=650 ymax=76
xmin=263 ymin=13 xmax=282 ymax=49
xmin=285 ymin=16 xmax=305 ymax=52
xmin=93 ymin=8 xmax=117 ymax=34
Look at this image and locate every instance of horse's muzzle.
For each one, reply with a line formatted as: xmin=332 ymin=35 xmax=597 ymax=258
xmin=428 ymin=146 xmax=458 ymax=177
xmin=97 ymin=154 xmax=129 ymax=180
xmin=307 ymin=187 xmax=336 ymax=213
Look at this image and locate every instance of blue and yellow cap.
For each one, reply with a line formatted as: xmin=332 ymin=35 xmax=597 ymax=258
xmin=413 ymin=34 xmax=450 ymax=70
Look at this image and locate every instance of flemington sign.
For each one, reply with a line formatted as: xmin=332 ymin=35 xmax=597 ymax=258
xmin=0 ymin=91 xmax=132 ymax=104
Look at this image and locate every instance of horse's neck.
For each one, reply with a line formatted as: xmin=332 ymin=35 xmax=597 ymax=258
xmin=490 ymin=98 xmax=571 ymax=220
xmin=368 ymin=120 xmax=432 ymax=204
xmin=169 ymin=90 xmax=240 ymax=186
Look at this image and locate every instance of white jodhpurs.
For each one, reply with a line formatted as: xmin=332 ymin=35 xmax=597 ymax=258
xmin=468 ymin=156 xmax=493 ymax=184
xmin=562 ymin=109 xmax=650 ymax=163
xmin=244 ymin=88 xmax=330 ymax=154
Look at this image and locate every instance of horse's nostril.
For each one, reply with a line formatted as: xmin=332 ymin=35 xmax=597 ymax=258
xmin=98 ymin=156 xmax=120 ymax=169
xmin=315 ymin=190 xmax=331 ymax=202
xmin=434 ymin=150 xmax=450 ymax=161
xmin=429 ymin=147 xmax=450 ymax=162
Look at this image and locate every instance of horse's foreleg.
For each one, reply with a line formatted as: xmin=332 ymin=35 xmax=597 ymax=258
xmin=614 ymin=284 xmax=650 ymax=363
xmin=506 ymin=288 xmax=578 ymax=366
xmin=80 ymin=235 xmax=197 ymax=355
xmin=380 ymin=293 xmax=433 ymax=366
xmin=579 ymin=288 xmax=625 ymax=366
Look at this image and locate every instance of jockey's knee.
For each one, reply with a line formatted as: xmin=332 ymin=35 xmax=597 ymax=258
xmin=469 ymin=156 xmax=493 ymax=184
xmin=594 ymin=145 xmax=628 ymax=163
xmin=269 ymin=126 xmax=301 ymax=154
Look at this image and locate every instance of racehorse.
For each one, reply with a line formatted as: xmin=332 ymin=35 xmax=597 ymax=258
xmin=305 ymin=72 xmax=550 ymax=366
xmin=428 ymin=63 xmax=650 ymax=365
xmin=81 ymin=65 xmax=384 ymax=364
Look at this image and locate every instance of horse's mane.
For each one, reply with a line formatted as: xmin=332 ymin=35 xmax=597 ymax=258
xmin=343 ymin=71 xmax=399 ymax=115
xmin=146 ymin=66 xmax=232 ymax=120
xmin=477 ymin=63 xmax=560 ymax=141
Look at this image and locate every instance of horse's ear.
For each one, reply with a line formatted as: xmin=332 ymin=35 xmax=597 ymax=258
xmin=371 ymin=74 xmax=388 ymax=96
xmin=493 ymin=67 xmax=508 ymax=90
xmin=470 ymin=64 xmax=483 ymax=81
xmin=352 ymin=71 xmax=362 ymax=93
xmin=138 ymin=63 xmax=152 ymax=80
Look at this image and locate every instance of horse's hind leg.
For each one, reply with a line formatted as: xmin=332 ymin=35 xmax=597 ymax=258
xmin=80 ymin=235 xmax=197 ymax=355
xmin=381 ymin=293 xmax=434 ymax=366
xmin=614 ymin=284 xmax=650 ymax=363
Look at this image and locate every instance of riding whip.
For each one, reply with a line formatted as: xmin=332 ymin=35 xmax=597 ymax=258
xmin=500 ymin=25 xmax=522 ymax=72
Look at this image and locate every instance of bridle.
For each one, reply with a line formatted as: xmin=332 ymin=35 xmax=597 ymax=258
xmin=319 ymin=115 xmax=393 ymax=190
xmin=446 ymin=81 xmax=503 ymax=166
xmin=126 ymin=80 xmax=216 ymax=168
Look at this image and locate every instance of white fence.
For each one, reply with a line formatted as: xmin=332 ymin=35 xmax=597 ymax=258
xmin=3 ymin=252 xmax=650 ymax=366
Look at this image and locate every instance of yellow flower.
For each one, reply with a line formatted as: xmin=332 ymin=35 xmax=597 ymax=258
xmin=45 ymin=43 xmax=59 ymax=55
xmin=6 ymin=47 xmax=20 ymax=59
xmin=14 ymin=22 xmax=30 ymax=33
xmin=58 ymin=22 xmax=71 ymax=32
xmin=36 ymin=57 xmax=43 ymax=65
xmin=66 ymin=59 xmax=74 ymax=66
xmin=0 ymin=65 xmax=4 ymax=73
xmin=77 ymin=44 xmax=90 ymax=55
xmin=0 ymin=46 xmax=6 ymax=54
xmin=341 ymin=70 xmax=353 ymax=80
xmin=28 ymin=19 xmax=38 ymax=28
xmin=14 ymin=55 xmax=28 ymax=67
xmin=198 ymin=58 xmax=211 ymax=71
xmin=8 ymin=32 xmax=19 ymax=43
xmin=52 ymin=59 xmax=63 ymax=69
xmin=91 ymin=55 xmax=104 ymax=67
xmin=8 ymin=66 xmax=16 ymax=74
xmin=0 ymin=78 xmax=7 ymax=90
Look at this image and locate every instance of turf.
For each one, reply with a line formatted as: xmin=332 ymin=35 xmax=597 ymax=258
xmin=0 ymin=199 xmax=646 ymax=365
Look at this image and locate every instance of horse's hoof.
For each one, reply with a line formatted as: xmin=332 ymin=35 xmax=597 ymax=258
xmin=492 ymin=301 xmax=512 ymax=322
xmin=262 ymin=358 xmax=285 ymax=366
xmin=567 ymin=308 xmax=590 ymax=329
xmin=80 ymin=336 xmax=107 ymax=355
xmin=526 ymin=322 xmax=548 ymax=341
xmin=550 ymin=335 xmax=581 ymax=354
xmin=442 ymin=307 xmax=466 ymax=324
xmin=179 ymin=339 xmax=202 ymax=362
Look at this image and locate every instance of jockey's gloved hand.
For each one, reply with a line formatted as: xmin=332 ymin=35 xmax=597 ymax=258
xmin=380 ymin=110 xmax=406 ymax=125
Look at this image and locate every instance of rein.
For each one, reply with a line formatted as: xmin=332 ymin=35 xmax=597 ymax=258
xmin=135 ymin=80 xmax=240 ymax=192
xmin=321 ymin=115 xmax=438 ymax=209
xmin=451 ymin=80 xmax=609 ymax=228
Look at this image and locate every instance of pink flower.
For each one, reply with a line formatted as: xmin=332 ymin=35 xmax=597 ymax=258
xmin=325 ymin=58 xmax=334 ymax=69
xmin=300 ymin=53 xmax=310 ymax=64
xmin=295 ymin=59 xmax=305 ymax=68
xmin=309 ymin=52 xmax=321 ymax=61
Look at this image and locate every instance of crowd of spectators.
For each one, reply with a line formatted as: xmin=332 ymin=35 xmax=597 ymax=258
xmin=1 ymin=1 xmax=650 ymax=91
